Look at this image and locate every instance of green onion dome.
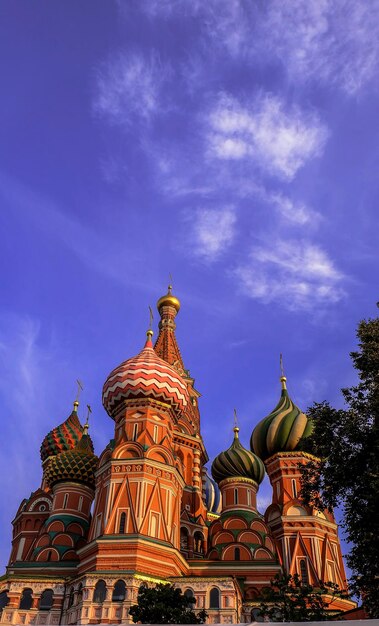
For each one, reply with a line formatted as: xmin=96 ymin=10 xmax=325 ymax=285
xmin=251 ymin=376 xmax=313 ymax=462
xmin=211 ymin=427 xmax=265 ymax=485
xmin=44 ymin=425 xmax=98 ymax=489
xmin=40 ymin=402 xmax=84 ymax=462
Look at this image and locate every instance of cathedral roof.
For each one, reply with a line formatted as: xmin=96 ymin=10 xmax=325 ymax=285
xmin=212 ymin=427 xmax=265 ymax=485
xmin=44 ymin=426 xmax=98 ymax=489
xmin=40 ymin=403 xmax=84 ymax=462
xmin=102 ymin=331 xmax=189 ymax=419
xmin=250 ymin=376 xmax=313 ymax=462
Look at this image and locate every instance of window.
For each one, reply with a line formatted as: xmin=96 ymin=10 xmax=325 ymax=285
xmin=95 ymin=514 xmax=102 ymax=538
xmin=39 ymin=590 xmax=53 ymax=611
xmin=153 ymin=425 xmax=158 ymax=443
xmin=78 ymin=496 xmax=83 ymax=512
xmin=194 ymin=532 xmax=204 ymax=554
xmin=235 ymin=547 xmax=240 ymax=561
xmin=0 ymin=591 xmax=9 ymax=611
xmin=119 ymin=512 xmax=126 ymax=534
xmin=132 ymin=423 xmax=139 ymax=441
xmin=63 ymin=493 xmax=69 ymax=509
xmin=77 ymin=584 xmax=83 ymax=605
xmin=184 ymin=588 xmax=195 ymax=606
xmin=299 ymin=559 xmax=308 ymax=584
xmin=247 ymin=490 xmax=251 ymax=507
xmin=112 ymin=580 xmax=126 ymax=602
xmin=180 ymin=527 xmax=189 ymax=551
xmin=234 ymin=488 xmax=238 ymax=505
xmin=209 ymin=587 xmax=220 ymax=609
xmin=292 ymin=479 xmax=297 ymax=498
xmin=93 ymin=580 xmax=106 ymax=604
xmin=150 ymin=513 xmax=159 ymax=537
xmin=19 ymin=589 xmax=33 ymax=610
xmin=68 ymin=587 xmax=75 ymax=609
xmin=276 ymin=482 xmax=281 ymax=499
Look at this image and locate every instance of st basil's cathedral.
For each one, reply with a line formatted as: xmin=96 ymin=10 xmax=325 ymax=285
xmin=0 ymin=287 xmax=355 ymax=624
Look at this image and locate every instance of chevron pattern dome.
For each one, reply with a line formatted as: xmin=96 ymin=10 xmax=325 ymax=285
xmin=102 ymin=333 xmax=189 ymax=418
xmin=251 ymin=377 xmax=313 ymax=462
xmin=212 ymin=428 xmax=265 ymax=485
xmin=40 ymin=405 xmax=84 ymax=462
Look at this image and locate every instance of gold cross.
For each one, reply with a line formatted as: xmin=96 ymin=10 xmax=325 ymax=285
xmin=85 ymin=404 xmax=92 ymax=426
xmin=280 ymin=353 xmax=285 ymax=378
xmin=148 ymin=305 xmax=154 ymax=330
xmin=75 ymin=379 xmax=84 ymax=402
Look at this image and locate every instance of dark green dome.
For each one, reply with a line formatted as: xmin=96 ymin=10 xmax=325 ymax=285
xmin=45 ymin=427 xmax=98 ymax=489
xmin=211 ymin=427 xmax=265 ymax=485
xmin=251 ymin=377 xmax=313 ymax=462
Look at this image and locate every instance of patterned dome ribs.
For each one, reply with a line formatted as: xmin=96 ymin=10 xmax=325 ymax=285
xmin=212 ymin=428 xmax=265 ymax=485
xmin=40 ymin=407 xmax=83 ymax=462
xmin=45 ymin=434 xmax=98 ymax=489
xmin=203 ymin=468 xmax=222 ymax=514
xmin=102 ymin=335 xmax=189 ymax=418
xmin=251 ymin=377 xmax=313 ymax=462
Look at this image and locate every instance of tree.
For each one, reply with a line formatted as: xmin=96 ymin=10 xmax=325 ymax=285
xmin=257 ymin=573 xmax=346 ymax=622
xmin=129 ymin=583 xmax=208 ymax=624
xmin=300 ymin=308 xmax=379 ymax=617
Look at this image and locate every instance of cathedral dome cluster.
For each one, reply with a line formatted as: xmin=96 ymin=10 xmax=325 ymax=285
xmin=40 ymin=403 xmax=83 ymax=461
xmin=102 ymin=331 xmax=189 ymax=418
xmin=251 ymin=376 xmax=313 ymax=461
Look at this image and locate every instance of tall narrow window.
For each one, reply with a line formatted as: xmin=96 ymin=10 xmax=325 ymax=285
xmin=112 ymin=580 xmax=126 ymax=602
xmin=63 ymin=493 xmax=69 ymax=509
xmin=299 ymin=559 xmax=308 ymax=584
xmin=78 ymin=496 xmax=83 ymax=512
xmin=292 ymin=479 xmax=297 ymax=498
xmin=209 ymin=587 xmax=220 ymax=609
xmin=276 ymin=482 xmax=281 ymax=499
xmin=153 ymin=425 xmax=158 ymax=443
xmin=132 ymin=423 xmax=139 ymax=441
xmin=247 ymin=490 xmax=251 ymax=507
xmin=19 ymin=589 xmax=33 ymax=610
xmin=234 ymin=488 xmax=238 ymax=505
xmin=39 ymin=590 xmax=54 ymax=611
xmin=119 ymin=512 xmax=126 ymax=534
xmin=235 ymin=547 xmax=240 ymax=561
xmin=93 ymin=580 xmax=106 ymax=604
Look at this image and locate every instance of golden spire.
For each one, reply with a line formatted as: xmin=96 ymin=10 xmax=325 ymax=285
xmin=83 ymin=404 xmax=92 ymax=435
xmin=74 ymin=379 xmax=83 ymax=411
xmin=280 ymin=353 xmax=287 ymax=389
xmin=157 ymin=277 xmax=181 ymax=313
xmin=233 ymin=408 xmax=240 ymax=438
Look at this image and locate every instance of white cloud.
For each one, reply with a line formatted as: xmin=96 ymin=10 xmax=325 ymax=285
xmin=207 ymin=93 xmax=328 ymax=180
xmin=93 ymin=51 xmax=170 ymax=127
xmin=234 ymin=239 xmax=345 ymax=310
xmin=268 ymin=192 xmax=321 ymax=226
xmin=190 ymin=206 xmax=236 ymax=261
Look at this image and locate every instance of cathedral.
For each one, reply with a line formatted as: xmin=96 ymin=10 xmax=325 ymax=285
xmin=0 ymin=287 xmax=355 ymax=624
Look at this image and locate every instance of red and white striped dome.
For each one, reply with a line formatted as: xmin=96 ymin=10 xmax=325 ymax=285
xmin=102 ymin=333 xmax=189 ymax=418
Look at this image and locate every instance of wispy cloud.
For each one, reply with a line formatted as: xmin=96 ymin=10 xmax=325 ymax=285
xmin=206 ymin=93 xmax=328 ymax=180
xmin=267 ymin=192 xmax=321 ymax=226
xmin=234 ymin=239 xmax=345 ymax=310
xmin=187 ymin=205 xmax=237 ymax=262
xmin=93 ymin=50 xmax=170 ymax=127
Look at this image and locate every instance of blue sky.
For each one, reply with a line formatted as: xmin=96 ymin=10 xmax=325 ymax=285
xmin=0 ymin=1 xmax=378 ymax=574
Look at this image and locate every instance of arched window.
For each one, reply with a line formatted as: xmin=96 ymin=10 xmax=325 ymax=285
xmin=180 ymin=527 xmax=189 ymax=551
xmin=19 ymin=589 xmax=33 ymax=610
xmin=193 ymin=531 xmax=204 ymax=554
xmin=112 ymin=580 xmax=126 ymax=602
xmin=119 ymin=512 xmax=126 ymax=534
xmin=0 ymin=591 xmax=9 ymax=611
xmin=235 ymin=547 xmax=240 ymax=561
xmin=299 ymin=558 xmax=309 ymax=584
xmin=77 ymin=583 xmax=83 ymax=605
xmin=209 ymin=587 xmax=220 ymax=609
xmin=184 ymin=588 xmax=195 ymax=607
xmin=39 ymin=589 xmax=54 ymax=611
xmin=251 ymin=608 xmax=264 ymax=622
xmin=93 ymin=580 xmax=106 ymax=604
xmin=68 ymin=587 xmax=75 ymax=609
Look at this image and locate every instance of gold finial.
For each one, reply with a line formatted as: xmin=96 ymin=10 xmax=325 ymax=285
xmin=74 ymin=379 xmax=83 ymax=410
xmin=168 ymin=272 xmax=173 ymax=293
xmin=157 ymin=276 xmax=181 ymax=313
xmin=83 ymin=404 xmax=92 ymax=435
xmin=280 ymin=353 xmax=287 ymax=389
xmin=146 ymin=306 xmax=154 ymax=341
xmin=233 ymin=408 xmax=240 ymax=437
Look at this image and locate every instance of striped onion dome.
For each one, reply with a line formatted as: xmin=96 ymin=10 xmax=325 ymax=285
xmin=40 ymin=403 xmax=83 ymax=462
xmin=211 ymin=427 xmax=265 ymax=485
xmin=251 ymin=376 xmax=313 ymax=462
xmin=202 ymin=467 xmax=222 ymax=514
xmin=44 ymin=426 xmax=98 ymax=489
xmin=102 ymin=331 xmax=189 ymax=419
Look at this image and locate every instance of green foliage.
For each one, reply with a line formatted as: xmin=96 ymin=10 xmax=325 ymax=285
xmin=129 ymin=583 xmax=208 ymax=624
xmin=257 ymin=573 xmax=345 ymax=622
xmin=300 ymin=307 xmax=379 ymax=618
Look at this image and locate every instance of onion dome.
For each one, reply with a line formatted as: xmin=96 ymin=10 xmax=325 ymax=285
xmin=211 ymin=427 xmax=265 ymax=485
xmin=251 ymin=376 xmax=313 ymax=462
xmin=44 ymin=424 xmax=98 ymax=489
xmin=102 ymin=330 xmax=189 ymax=418
xmin=202 ymin=468 xmax=222 ymax=514
xmin=157 ymin=284 xmax=180 ymax=313
xmin=40 ymin=402 xmax=83 ymax=462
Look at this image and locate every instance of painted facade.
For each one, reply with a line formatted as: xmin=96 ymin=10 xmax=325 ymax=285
xmin=0 ymin=287 xmax=355 ymax=624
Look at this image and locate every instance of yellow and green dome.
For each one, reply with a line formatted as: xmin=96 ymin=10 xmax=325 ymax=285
xmin=251 ymin=376 xmax=313 ymax=462
xmin=45 ymin=427 xmax=98 ymax=489
xmin=212 ymin=427 xmax=265 ymax=485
